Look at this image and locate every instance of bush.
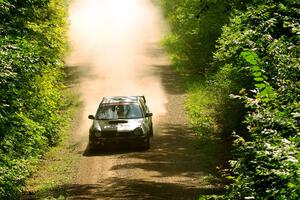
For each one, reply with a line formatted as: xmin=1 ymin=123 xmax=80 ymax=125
xmin=161 ymin=0 xmax=300 ymax=198
xmin=213 ymin=0 xmax=300 ymax=198
xmin=0 ymin=0 xmax=68 ymax=198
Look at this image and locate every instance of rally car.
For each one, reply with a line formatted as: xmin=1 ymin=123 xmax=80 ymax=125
xmin=88 ymin=96 xmax=153 ymax=150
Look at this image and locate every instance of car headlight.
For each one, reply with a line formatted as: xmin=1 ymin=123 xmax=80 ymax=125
xmin=133 ymin=127 xmax=143 ymax=136
xmin=94 ymin=130 xmax=102 ymax=137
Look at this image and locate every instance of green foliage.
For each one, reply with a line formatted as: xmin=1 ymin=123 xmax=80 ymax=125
xmin=0 ymin=0 xmax=69 ymax=198
xmin=161 ymin=0 xmax=233 ymax=75
xmin=212 ymin=0 xmax=300 ymax=199
xmin=162 ymin=0 xmax=300 ymax=199
xmin=160 ymin=0 xmax=248 ymax=138
xmin=185 ymin=81 xmax=221 ymax=136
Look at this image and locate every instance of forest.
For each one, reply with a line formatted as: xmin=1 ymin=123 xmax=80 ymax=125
xmin=0 ymin=0 xmax=299 ymax=199
xmin=161 ymin=0 xmax=299 ymax=199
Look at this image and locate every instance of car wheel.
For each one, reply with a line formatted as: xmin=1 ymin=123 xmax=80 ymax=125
xmin=142 ymin=137 xmax=150 ymax=150
xmin=149 ymin=125 xmax=153 ymax=136
xmin=87 ymin=141 xmax=95 ymax=149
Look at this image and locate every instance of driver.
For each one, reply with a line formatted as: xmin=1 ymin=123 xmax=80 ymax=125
xmin=117 ymin=105 xmax=127 ymax=118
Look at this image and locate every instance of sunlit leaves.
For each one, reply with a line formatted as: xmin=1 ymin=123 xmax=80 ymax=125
xmin=161 ymin=0 xmax=232 ymax=74
xmin=0 ymin=0 xmax=68 ymax=198
xmin=213 ymin=1 xmax=300 ymax=199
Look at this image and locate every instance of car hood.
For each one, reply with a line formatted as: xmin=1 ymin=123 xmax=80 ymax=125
xmin=91 ymin=118 xmax=143 ymax=132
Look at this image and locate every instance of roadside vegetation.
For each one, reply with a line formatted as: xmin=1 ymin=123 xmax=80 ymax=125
xmin=22 ymin=95 xmax=81 ymax=199
xmin=0 ymin=0 xmax=72 ymax=198
xmin=160 ymin=0 xmax=299 ymax=199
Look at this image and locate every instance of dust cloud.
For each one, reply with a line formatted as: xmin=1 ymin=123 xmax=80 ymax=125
xmin=66 ymin=0 xmax=169 ymax=139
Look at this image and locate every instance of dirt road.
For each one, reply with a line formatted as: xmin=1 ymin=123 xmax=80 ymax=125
xmin=65 ymin=0 xmax=223 ymax=199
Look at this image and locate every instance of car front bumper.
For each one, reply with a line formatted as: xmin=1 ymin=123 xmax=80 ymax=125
xmin=89 ymin=135 xmax=148 ymax=148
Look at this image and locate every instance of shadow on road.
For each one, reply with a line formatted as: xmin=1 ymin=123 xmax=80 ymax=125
xmin=33 ymin=178 xmax=224 ymax=200
xmin=151 ymin=65 xmax=186 ymax=95
xmin=82 ymin=146 xmax=148 ymax=157
xmin=65 ymin=178 xmax=224 ymax=200
xmin=58 ymin=122 xmax=228 ymax=200
xmin=109 ymin=123 xmax=228 ymax=179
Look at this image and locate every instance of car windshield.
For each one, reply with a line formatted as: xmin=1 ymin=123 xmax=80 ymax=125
xmin=96 ymin=103 xmax=143 ymax=119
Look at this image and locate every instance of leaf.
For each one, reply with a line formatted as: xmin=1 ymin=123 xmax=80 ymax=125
xmin=291 ymin=112 xmax=300 ymax=118
xmin=226 ymin=175 xmax=235 ymax=180
xmin=255 ymin=83 xmax=266 ymax=89
xmin=252 ymin=71 xmax=262 ymax=77
xmin=251 ymin=66 xmax=261 ymax=72
xmin=259 ymin=86 xmax=275 ymax=100
xmin=240 ymin=51 xmax=259 ymax=65
xmin=254 ymin=77 xmax=264 ymax=82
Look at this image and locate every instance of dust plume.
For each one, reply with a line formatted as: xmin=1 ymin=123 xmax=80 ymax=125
xmin=66 ymin=0 xmax=169 ymax=139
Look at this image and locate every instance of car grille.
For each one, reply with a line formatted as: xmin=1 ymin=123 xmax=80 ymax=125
xmin=101 ymin=131 xmax=133 ymax=138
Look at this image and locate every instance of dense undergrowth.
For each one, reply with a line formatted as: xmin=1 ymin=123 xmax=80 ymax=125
xmin=161 ymin=0 xmax=299 ymax=199
xmin=0 ymin=0 xmax=69 ymax=198
xmin=23 ymin=96 xmax=80 ymax=199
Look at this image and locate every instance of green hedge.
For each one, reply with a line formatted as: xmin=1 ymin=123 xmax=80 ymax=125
xmin=213 ymin=1 xmax=300 ymax=198
xmin=0 ymin=0 xmax=68 ymax=198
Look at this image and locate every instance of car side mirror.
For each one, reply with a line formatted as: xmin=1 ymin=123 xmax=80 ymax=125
xmin=88 ymin=115 xmax=95 ymax=120
xmin=145 ymin=113 xmax=153 ymax=117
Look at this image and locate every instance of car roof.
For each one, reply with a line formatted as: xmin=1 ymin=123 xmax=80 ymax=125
xmin=101 ymin=96 xmax=146 ymax=104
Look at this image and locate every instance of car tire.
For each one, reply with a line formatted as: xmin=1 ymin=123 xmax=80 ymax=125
xmin=149 ymin=125 xmax=153 ymax=137
xmin=142 ymin=137 xmax=150 ymax=150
